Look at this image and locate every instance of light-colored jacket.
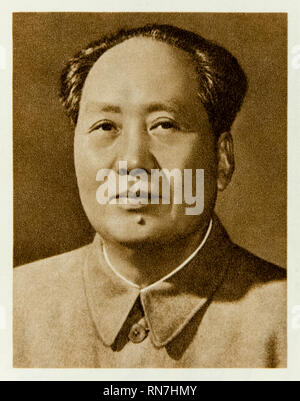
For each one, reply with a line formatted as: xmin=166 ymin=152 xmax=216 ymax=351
xmin=14 ymin=216 xmax=286 ymax=368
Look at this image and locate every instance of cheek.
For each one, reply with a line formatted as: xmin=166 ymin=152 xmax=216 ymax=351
xmin=150 ymin=140 xmax=199 ymax=171
xmin=74 ymin=137 xmax=93 ymax=190
xmin=74 ymin=133 xmax=113 ymax=191
xmin=191 ymin=133 xmax=218 ymax=174
xmin=179 ymin=137 xmax=218 ymax=209
xmin=165 ymin=134 xmax=217 ymax=175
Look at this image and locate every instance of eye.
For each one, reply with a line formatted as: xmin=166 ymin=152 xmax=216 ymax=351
xmin=88 ymin=120 xmax=118 ymax=134
xmin=150 ymin=119 xmax=179 ymax=134
xmin=158 ymin=121 xmax=176 ymax=129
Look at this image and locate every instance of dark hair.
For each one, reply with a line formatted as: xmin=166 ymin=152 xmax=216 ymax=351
xmin=60 ymin=24 xmax=248 ymax=137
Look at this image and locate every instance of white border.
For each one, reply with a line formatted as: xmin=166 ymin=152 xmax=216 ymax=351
xmin=1 ymin=0 xmax=299 ymax=381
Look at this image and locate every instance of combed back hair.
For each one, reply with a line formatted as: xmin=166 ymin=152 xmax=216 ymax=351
xmin=60 ymin=24 xmax=248 ymax=138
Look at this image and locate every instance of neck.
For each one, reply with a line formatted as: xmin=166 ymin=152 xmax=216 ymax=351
xmin=102 ymin=220 xmax=212 ymax=288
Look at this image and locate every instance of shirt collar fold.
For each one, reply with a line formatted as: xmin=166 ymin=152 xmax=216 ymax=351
xmin=83 ymin=241 xmax=140 ymax=346
xmin=83 ymin=214 xmax=232 ymax=348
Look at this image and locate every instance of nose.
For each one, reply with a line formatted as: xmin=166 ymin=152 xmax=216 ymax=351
xmin=116 ymin=120 xmax=156 ymax=174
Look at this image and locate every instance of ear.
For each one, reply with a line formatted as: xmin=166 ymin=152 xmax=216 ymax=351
xmin=217 ymin=132 xmax=235 ymax=191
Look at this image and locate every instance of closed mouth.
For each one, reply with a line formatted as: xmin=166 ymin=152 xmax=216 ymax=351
xmin=110 ymin=191 xmax=161 ymax=202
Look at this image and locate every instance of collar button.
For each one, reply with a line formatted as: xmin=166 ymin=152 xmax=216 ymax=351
xmin=128 ymin=323 xmax=148 ymax=344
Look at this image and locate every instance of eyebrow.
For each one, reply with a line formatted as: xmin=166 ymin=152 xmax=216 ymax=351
xmin=145 ymin=101 xmax=182 ymax=114
xmin=84 ymin=100 xmax=183 ymax=115
xmin=84 ymin=102 xmax=121 ymax=114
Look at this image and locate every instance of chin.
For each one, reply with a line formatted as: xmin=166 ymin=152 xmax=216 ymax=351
xmin=95 ymin=215 xmax=205 ymax=248
xmin=85 ymin=201 xmax=215 ymax=246
xmin=96 ymin=219 xmax=167 ymax=246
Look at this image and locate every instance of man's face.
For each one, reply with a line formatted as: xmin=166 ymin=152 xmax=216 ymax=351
xmin=74 ymin=38 xmax=218 ymax=245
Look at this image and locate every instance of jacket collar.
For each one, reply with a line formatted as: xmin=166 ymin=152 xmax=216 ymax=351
xmin=83 ymin=214 xmax=232 ymax=348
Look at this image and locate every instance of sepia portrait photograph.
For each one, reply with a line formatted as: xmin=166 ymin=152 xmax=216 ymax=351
xmin=12 ymin=12 xmax=287 ymax=370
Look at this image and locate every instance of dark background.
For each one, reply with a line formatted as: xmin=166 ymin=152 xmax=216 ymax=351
xmin=13 ymin=13 xmax=287 ymax=267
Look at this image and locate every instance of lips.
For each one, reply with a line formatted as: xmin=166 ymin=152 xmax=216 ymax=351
xmin=109 ymin=190 xmax=161 ymax=204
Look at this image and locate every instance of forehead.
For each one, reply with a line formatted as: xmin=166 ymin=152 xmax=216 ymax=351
xmin=81 ymin=37 xmax=201 ymax=106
